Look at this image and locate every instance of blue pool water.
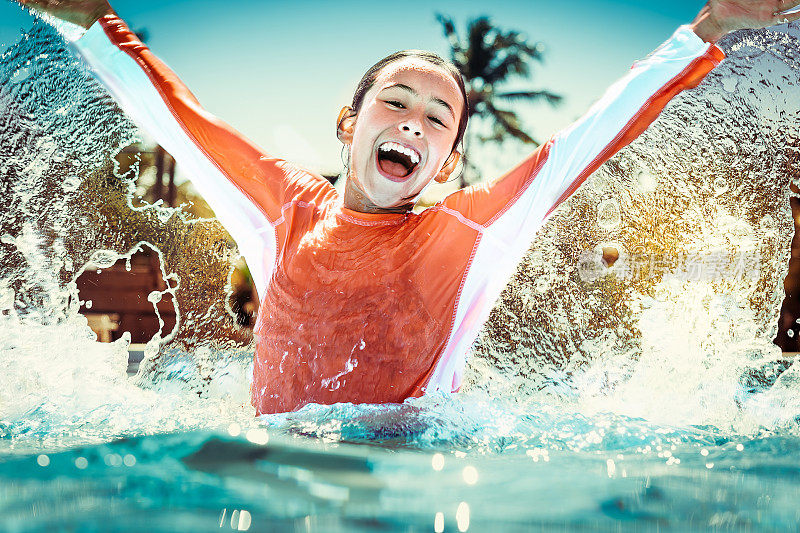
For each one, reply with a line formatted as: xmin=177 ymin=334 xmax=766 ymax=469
xmin=3 ymin=17 xmax=800 ymax=533
xmin=3 ymin=394 xmax=800 ymax=531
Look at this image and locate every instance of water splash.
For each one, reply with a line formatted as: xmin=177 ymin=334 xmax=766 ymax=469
xmin=467 ymin=25 xmax=800 ymax=433
xmin=4 ymin=23 xmax=800 ymax=532
xmin=1 ymin=19 xmax=800 ymax=457
xmin=0 ymin=22 xmax=255 ymax=448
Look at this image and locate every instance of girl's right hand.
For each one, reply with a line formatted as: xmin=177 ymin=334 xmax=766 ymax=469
xmin=15 ymin=0 xmax=115 ymax=29
xmin=691 ymin=0 xmax=800 ymax=42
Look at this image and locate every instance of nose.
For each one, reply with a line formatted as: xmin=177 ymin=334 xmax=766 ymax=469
xmin=399 ymin=119 xmax=423 ymax=138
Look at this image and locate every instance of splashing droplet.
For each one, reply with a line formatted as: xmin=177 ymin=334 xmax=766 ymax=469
xmin=596 ymin=198 xmax=621 ymax=230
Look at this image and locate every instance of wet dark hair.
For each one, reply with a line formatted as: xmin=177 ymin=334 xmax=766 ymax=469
xmin=351 ymin=50 xmax=469 ymax=154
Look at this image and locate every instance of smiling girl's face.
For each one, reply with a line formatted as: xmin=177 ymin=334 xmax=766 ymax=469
xmin=341 ymin=57 xmax=464 ymax=211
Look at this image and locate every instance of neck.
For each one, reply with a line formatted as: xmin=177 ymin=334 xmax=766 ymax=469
xmin=343 ymin=177 xmax=413 ymax=215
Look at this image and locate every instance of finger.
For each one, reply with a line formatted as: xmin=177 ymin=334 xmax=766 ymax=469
xmin=15 ymin=0 xmax=50 ymax=8
xmin=779 ymin=0 xmax=800 ymax=13
xmin=779 ymin=9 xmax=800 ymax=21
xmin=17 ymin=0 xmax=63 ymax=13
xmin=773 ymin=8 xmax=800 ymax=24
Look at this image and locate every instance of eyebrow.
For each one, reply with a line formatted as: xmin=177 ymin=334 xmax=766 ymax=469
xmin=385 ymin=83 xmax=456 ymax=119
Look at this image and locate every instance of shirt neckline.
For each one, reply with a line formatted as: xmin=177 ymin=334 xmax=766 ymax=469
xmin=335 ymin=204 xmax=411 ymax=226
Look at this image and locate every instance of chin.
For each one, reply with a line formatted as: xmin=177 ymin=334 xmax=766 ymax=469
xmin=368 ymin=192 xmax=407 ymax=209
xmin=357 ymin=170 xmax=429 ymax=210
xmin=360 ymin=181 xmax=409 ymax=209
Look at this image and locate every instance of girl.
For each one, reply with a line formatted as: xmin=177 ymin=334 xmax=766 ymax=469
xmin=18 ymin=0 xmax=800 ymax=414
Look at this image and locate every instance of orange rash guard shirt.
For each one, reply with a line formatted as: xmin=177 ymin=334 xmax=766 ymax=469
xmin=72 ymin=15 xmax=724 ymax=414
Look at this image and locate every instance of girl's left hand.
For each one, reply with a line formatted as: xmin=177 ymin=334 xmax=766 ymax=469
xmin=15 ymin=0 xmax=115 ymax=29
xmin=691 ymin=0 xmax=800 ymax=42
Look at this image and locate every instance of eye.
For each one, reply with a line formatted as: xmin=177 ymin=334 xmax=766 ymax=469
xmin=428 ymin=115 xmax=446 ymax=127
xmin=385 ymin=100 xmax=405 ymax=109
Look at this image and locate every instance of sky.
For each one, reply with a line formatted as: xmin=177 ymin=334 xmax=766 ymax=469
xmin=0 ymin=0 xmax=711 ymax=178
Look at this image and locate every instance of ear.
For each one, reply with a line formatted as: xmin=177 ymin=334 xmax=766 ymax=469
xmin=434 ymin=151 xmax=461 ymax=183
xmin=336 ymin=106 xmax=356 ymax=144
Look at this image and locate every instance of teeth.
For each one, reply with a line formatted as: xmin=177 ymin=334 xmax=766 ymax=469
xmin=379 ymin=142 xmax=420 ymax=165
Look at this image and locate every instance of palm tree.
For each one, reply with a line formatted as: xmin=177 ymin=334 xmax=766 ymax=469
xmin=436 ymin=15 xmax=562 ymax=186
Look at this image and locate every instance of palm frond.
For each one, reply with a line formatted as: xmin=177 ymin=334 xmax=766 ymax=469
xmin=494 ymin=34 xmax=546 ymax=62
xmin=435 ymin=13 xmax=463 ymax=60
xmin=465 ymin=17 xmax=494 ymax=80
xmin=483 ymin=52 xmax=530 ymax=84
xmin=436 ymin=14 xmax=559 ymax=152
xmin=519 ymin=41 xmax=546 ymax=61
xmin=483 ymin=101 xmax=538 ymax=145
xmin=497 ymin=90 xmax=563 ymax=106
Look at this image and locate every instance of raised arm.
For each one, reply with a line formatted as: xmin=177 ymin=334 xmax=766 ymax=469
xmin=421 ymin=24 xmax=725 ymax=394
xmin=420 ymin=2 xmax=800 ymax=393
xmin=18 ymin=0 xmax=333 ymax=297
xmin=443 ymin=25 xmax=724 ymax=244
xmin=445 ymin=0 xmax=800 ymax=238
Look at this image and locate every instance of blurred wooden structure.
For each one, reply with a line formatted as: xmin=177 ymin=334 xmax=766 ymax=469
xmin=774 ymin=194 xmax=800 ymax=351
xmin=119 ymin=144 xmax=179 ymax=207
xmin=79 ymin=143 xmax=256 ymax=342
xmin=150 ymin=145 xmax=177 ymax=206
xmin=78 ymin=248 xmax=176 ymax=344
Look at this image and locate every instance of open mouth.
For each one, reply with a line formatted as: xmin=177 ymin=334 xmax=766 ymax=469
xmin=376 ymin=141 xmax=421 ymax=182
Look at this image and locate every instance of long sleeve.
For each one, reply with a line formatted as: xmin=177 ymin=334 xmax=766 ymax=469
xmin=423 ymin=26 xmax=724 ymax=393
xmin=71 ymin=15 xmax=333 ymax=297
xmin=446 ymin=25 xmax=724 ymax=240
